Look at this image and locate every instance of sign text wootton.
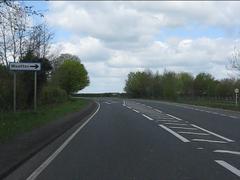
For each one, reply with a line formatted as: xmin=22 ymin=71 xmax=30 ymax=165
xmin=9 ymin=62 xmax=41 ymax=71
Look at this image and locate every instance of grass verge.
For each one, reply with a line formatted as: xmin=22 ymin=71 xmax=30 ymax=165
xmin=175 ymin=98 xmax=240 ymax=111
xmin=0 ymin=98 xmax=90 ymax=142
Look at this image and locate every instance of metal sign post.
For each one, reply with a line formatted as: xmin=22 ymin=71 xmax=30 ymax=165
xmin=235 ymin=88 xmax=239 ymax=106
xmin=13 ymin=72 xmax=16 ymax=113
xmin=9 ymin=62 xmax=41 ymax=112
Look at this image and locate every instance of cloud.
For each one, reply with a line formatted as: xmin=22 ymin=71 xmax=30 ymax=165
xmin=45 ymin=1 xmax=240 ymax=92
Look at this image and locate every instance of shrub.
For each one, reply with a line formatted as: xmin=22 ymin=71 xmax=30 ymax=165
xmin=40 ymin=86 xmax=68 ymax=105
xmin=0 ymin=65 xmax=12 ymax=111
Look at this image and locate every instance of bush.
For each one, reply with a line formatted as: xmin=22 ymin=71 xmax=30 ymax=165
xmin=0 ymin=65 xmax=12 ymax=111
xmin=40 ymin=86 xmax=68 ymax=105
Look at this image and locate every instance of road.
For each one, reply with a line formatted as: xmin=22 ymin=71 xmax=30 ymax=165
xmin=5 ymin=98 xmax=240 ymax=180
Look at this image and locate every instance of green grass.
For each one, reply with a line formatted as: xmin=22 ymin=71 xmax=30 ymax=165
xmin=0 ymin=98 xmax=90 ymax=142
xmin=176 ymin=98 xmax=240 ymax=111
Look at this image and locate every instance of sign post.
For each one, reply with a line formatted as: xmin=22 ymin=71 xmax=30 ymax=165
xmin=235 ymin=88 xmax=239 ymax=106
xmin=13 ymin=72 xmax=16 ymax=113
xmin=9 ymin=62 xmax=41 ymax=112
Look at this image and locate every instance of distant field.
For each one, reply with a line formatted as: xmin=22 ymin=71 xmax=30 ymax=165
xmin=0 ymin=98 xmax=90 ymax=142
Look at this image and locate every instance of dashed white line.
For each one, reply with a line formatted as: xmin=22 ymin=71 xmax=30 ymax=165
xmin=178 ymin=132 xmax=210 ymax=136
xmin=169 ymin=127 xmax=197 ymax=130
xmin=158 ymin=124 xmax=190 ymax=143
xmin=104 ymin=102 xmax=111 ymax=104
xmin=164 ymin=123 xmax=188 ymax=126
xmin=154 ymin=109 xmax=162 ymax=113
xmin=26 ymin=103 xmax=101 ymax=180
xmin=214 ymin=150 xmax=240 ymax=155
xmin=132 ymin=109 xmax=140 ymax=113
xmin=192 ymin=139 xmax=227 ymax=143
xmin=166 ymin=114 xmax=183 ymax=121
xmin=191 ymin=124 xmax=234 ymax=142
xmin=157 ymin=120 xmax=180 ymax=122
xmin=142 ymin=114 xmax=153 ymax=120
xmin=215 ymin=160 xmax=240 ymax=177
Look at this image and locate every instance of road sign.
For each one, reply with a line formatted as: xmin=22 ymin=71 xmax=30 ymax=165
xmin=9 ymin=62 xmax=41 ymax=71
xmin=235 ymin=88 xmax=239 ymax=94
xmin=10 ymin=62 xmax=41 ymax=112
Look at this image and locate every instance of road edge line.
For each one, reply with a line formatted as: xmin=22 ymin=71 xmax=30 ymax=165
xmin=26 ymin=102 xmax=101 ymax=180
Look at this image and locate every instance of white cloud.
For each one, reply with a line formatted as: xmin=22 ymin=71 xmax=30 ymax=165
xmin=45 ymin=1 xmax=240 ymax=92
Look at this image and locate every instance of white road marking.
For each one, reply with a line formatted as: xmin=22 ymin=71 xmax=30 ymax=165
xmin=157 ymin=120 xmax=179 ymax=122
xmin=191 ymin=124 xmax=234 ymax=142
xmin=215 ymin=160 xmax=240 ymax=177
xmin=197 ymin=147 xmax=204 ymax=150
xmin=229 ymin=116 xmax=238 ymax=119
xmin=104 ymin=102 xmax=111 ymax=104
xmin=166 ymin=114 xmax=183 ymax=121
xmin=123 ymin=100 xmax=126 ymax=106
xmin=142 ymin=114 xmax=153 ymax=120
xmin=132 ymin=109 xmax=140 ymax=113
xmin=158 ymin=124 xmax=190 ymax=143
xmin=178 ymin=132 xmax=210 ymax=136
xmin=154 ymin=109 xmax=162 ymax=113
xmin=26 ymin=103 xmax=101 ymax=180
xmin=214 ymin=150 xmax=240 ymax=155
xmin=169 ymin=127 xmax=197 ymax=130
xmin=164 ymin=123 xmax=188 ymax=126
xmin=192 ymin=139 xmax=227 ymax=143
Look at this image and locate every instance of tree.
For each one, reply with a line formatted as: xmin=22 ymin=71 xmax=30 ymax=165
xmin=162 ymin=70 xmax=178 ymax=100
xmin=194 ymin=73 xmax=217 ymax=96
xmin=0 ymin=1 xmax=47 ymax=66
xmin=52 ymin=58 xmax=89 ymax=94
xmin=177 ymin=72 xmax=194 ymax=96
xmin=18 ymin=51 xmax=52 ymax=107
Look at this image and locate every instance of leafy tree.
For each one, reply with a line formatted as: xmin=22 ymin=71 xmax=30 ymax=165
xmin=194 ymin=73 xmax=217 ymax=96
xmin=18 ymin=51 xmax=52 ymax=107
xmin=162 ymin=71 xmax=178 ymax=100
xmin=177 ymin=72 xmax=194 ymax=96
xmin=52 ymin=58 xmax=89 ymax=94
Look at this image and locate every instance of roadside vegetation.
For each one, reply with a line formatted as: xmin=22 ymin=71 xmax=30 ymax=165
xmin=124 ymin=70 xmax=240 ymax=111
xmin=0 ymin=98 xmax=89 ymax=142
xmin=0 ymin=2 xmax=90 ymax=141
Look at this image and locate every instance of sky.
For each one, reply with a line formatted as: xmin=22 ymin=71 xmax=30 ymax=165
xmin=25 ymin=1 xmax=240 ymax=93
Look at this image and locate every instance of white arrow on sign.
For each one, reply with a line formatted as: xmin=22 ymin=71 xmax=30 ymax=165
xmin=9 ymin=62 xmax=41 ymax=71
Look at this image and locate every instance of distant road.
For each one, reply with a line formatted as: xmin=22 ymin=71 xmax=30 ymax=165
xmin=6 ymin=98 xmax=240 ymax=180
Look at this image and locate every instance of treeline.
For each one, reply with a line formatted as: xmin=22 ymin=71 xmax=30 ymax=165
xmin=0 ymin=2 xmax=89 ymax=111
xmin=124 ymin=70 xmax=240 ymax=100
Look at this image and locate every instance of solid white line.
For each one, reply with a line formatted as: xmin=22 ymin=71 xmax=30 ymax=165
xmin=26 ymin=103 xmax=101 ymax=180
xmin=133 ymin=109 xmax=139 ymax=113
xmin=215 ymin=160 xmax=240 ymax=177
xmin=191 ymin=124 xmax=234 ymax=142
xmin=178 ymin=132 xmax=209 ymax=136
xmin=158 ymin=124 xmax=190 ymax=143
xmin=169 ymin=127 xmax=197 ymax=130
xmin=154 ymin=109 xmax=162 ymax=113
xmin=192 ymin=139 xmax=227 ymax=143
xmin=214 ymin=150 xmax=240 ymax=155
xmin=142 ymin=114 xmax=153 ymax=120
xmin=164 ymin=123 xmax=188 ymax=126
xmin=166 ymin=114 xmax=183 ymax=121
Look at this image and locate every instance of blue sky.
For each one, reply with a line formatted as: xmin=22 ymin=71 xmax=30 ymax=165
xmin=23 ymin=1 xmax=240 ymax=93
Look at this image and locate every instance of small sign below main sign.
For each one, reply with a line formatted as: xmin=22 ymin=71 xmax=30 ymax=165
xmin=235 ymin=88 xmax=239 ymax=94
xmin=9 ymin=62 xmax=41 ymax=71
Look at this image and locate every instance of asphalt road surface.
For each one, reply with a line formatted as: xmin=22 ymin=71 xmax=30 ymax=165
xmin=6 ymin=98 xmax=240 ymax=180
